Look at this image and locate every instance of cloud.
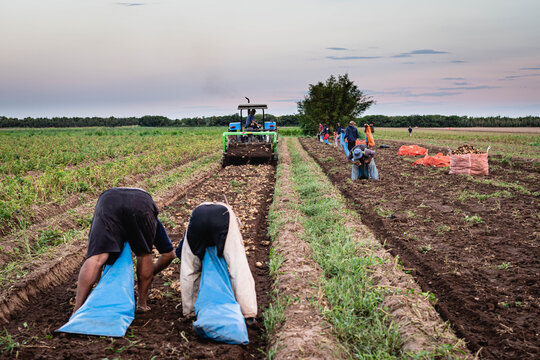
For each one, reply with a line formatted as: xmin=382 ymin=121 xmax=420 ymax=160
xmin=364 ymin=89 xmax=411 ymax=96
xmin=391 ymin=49 xmax=448 ymax=58
xmin=519 ymin=67 xmax=540 ymax=70
xmin=326 ymin=47 xmax=348 ymax=51
xmin=453 ymin=82 xmax=468 ymax=85
xmin=327 ymin=56 xmax=381 ymax=60
xmin=116 ymin=2 xmax=145 ymax=6
xmin=438 ymin=85 xmax=498 ymax=90
xmin=405 ymin=91 xmax=461 ymax=97
xmin=442 ymin=77 xmax=465 ymax=80
xmin=366 ymin=89 xmax=461 ymax=97
xmin=499 ymin=73 xmax=540 ymax=80
xmin=450 ymin=60 xmax=465 ymax=63
xmin=272 ymin=99 xmax=300 ymax=103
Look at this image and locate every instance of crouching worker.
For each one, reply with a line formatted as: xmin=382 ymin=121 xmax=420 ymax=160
xmin=347 ymin=144 xmax=379 ymax=180
xmin=179 ymin=202 xmax=257 ymax=324
xmin=73 ymin=187 xmax=176 ymax=314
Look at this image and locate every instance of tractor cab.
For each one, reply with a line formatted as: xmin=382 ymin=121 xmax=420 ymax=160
xmin=222 ymin=103 xmax=278 ymax=167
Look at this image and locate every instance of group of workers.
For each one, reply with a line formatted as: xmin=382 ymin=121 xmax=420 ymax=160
xmin=74 ymin=187 xmax=257 ymax=327
xmin=319 ymin=121 xmax=379 ymax=181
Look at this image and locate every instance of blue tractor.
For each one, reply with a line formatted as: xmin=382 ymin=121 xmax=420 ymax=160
xmin=221 ymin=103 xmax=278 ymax=167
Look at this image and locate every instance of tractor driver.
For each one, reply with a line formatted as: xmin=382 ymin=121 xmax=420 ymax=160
xmin=245 ymin=109 xmax=259 ymax=129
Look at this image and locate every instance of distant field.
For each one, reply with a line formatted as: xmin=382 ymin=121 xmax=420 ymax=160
xmin=374 ymin=127 xmax=540 ymax=159
xmin=418 ymin=127 xmax=540 ymax=134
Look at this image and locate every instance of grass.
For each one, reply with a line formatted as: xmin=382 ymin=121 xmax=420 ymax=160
xmin=458 ymin=190 xmax=512 ymax=202
xmin=285 ymin=139 xmax=403 ymax=358
xmin=0 ymin=328 xmax=21 ymax=356
xmin=418 ymin=244 xmax=432 ymax=254
xmin=436 ymin=224 xmax=451 ymax=234
xmin=497 ymin=262 xmax=512 ymax=270
xmin=464 ymin=214 xmax=483 ymax=224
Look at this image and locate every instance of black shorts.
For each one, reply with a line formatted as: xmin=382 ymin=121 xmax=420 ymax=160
xmin=186 ymin=203 xmax=230 ymax=260
xmin=86 ymin=188 xmax=173 ymax=264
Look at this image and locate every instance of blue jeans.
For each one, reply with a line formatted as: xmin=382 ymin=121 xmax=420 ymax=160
xmin=352 ymin=159 xmax=379 ymax=180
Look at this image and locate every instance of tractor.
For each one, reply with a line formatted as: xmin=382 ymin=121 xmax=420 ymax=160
xmin=221 ymin=103 xmax=278 ymax=167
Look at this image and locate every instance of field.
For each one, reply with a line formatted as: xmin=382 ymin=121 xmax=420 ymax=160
xmin=0 ymin=126 xmax=538 ymax=359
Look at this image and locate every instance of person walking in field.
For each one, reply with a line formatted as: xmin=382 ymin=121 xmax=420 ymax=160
xmin=73 ymin=187 xmax=176 ymax=314
xmin=344 ymin=121 xmax=359 ymax=152
xmin=347 ymin=144 xmax=379 ymax=180
xmin=178 ymin=202 xmax=257 ymax=323
xmin=408 ymin=126 xmax=413 ymax=137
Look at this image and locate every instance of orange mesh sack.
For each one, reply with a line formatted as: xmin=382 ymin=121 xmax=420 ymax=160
xmin=424 ymin=153 xmax=450 ymax=167
xmin=398 ymin=145 xmax=427 ymax=156
xmin=412 ymin=153 xmax=450 ymax=167
xmin=449 ymin=153 xmax=489 ymax=175
xmin=412 ymin=157 xmax=426 ymax=165
xmin=355 ymin=138 xmax=367 ymax=146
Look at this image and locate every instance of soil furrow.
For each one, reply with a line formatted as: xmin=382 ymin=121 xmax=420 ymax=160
xmin=1 ymin=162 xmax=274 ymax=359
xmin=300 ymin=137 xmax=539 ymax=359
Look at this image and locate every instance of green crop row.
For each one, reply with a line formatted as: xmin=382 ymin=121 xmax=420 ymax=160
xmin=0 ymin=152 xmax=220 ymax=289
xmin=0 ymin=127 xmax=222 ymax=176
xmin=284 ymin=138 xmax=403 ymax=359
xmin=0 ymin=127 xmax=222 ymax=234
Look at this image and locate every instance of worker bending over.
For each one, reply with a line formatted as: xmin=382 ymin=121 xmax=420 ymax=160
xmin=179 ymin=202 xmax=257 ymax=322
xmin=73 ymin=187 xmax=176 ymax=313
xmin=347 ymin=144 xmax=379 ymax=180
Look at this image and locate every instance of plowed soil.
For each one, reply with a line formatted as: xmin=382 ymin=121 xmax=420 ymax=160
xmin=300 ymin=138 xmax=540 ymax=360
xmin=2 ymin=164 xmax=275 ymax=359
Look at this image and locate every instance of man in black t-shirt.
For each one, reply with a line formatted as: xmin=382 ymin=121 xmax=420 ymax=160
xmin=73 ymin=188 xmax=175 ymax=313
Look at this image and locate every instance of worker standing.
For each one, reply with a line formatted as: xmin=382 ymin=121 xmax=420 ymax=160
xmin=179 ymin=202 xmax=257 ymax=323
xmin=344 ymin=121 xmax=359 ymax=152
xmin=73 ymin=187 xmax=175 ymax=314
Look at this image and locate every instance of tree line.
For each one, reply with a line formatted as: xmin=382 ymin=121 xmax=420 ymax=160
xmin=361 ymin=114 xmax=540 ymax=128
xmin=1 ymin=112 xmax=537 ymax=129
xmin=0 ymin=114 xmax=301 ymax=128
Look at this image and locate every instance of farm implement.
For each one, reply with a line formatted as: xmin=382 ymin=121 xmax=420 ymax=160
xmin=222 ymin=103 xmax=278 ymax=167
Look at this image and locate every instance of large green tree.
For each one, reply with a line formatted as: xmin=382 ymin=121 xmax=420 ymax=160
xmin=297 ymin=74 xmax=375 ymax=134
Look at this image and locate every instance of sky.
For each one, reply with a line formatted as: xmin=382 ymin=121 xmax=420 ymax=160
xmin=1 ymin=0 xmax=539 ymax=119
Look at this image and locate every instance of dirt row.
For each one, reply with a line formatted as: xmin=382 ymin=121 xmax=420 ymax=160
xmin=2 ymin=163 xmax=274 ymax=359
xmin=300 ymin=137 xmax=540 ymax=359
